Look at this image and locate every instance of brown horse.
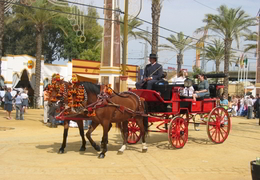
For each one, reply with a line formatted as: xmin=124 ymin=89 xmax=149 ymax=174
xmin=58 ymin=81 xmax=149 ymax=158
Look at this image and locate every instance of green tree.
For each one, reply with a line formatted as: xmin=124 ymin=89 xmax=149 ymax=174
xmin=9 ymin=0 xmax=67 ymax=108
xmin=151 ymin=0 xmax=163 ymax=54
xmin=196 ymin=5 xmax=256 ymax=96
xmin=243 ymin=32 xmax=258 ymax=52
xmin=4 ymin=7 xmax=36 ymax=56
xmin=160 ymin=32 xmax=193 ymax=73
xmin=63 ymin=6 xmax=103 ymax=61
xmin=0 ymin=1 xmax=5 ymax=77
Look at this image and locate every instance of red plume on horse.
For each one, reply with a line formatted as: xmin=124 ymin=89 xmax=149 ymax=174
xmin=47 ymin=77 xmax=148 ymax=158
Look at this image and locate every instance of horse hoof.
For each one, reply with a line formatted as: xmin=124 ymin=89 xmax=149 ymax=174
xmin=117 ymin=151 xmax=123 ymax=155
xmin=79 ymin=147 xmax=86 ymax=151
xmin=142 ymin=149 xmax=148 ymax=153
xmin=58 ymin=149 xmax=64 ymax=154
xmin=98 ymin=153 xmax=105 ymax=159
xmin=94 ymin=145 xmax=101 ymax=152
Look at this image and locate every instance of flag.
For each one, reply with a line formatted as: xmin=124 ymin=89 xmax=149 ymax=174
xmin=244 ymin=57 xmax=248 ymax=68
xmin=235 ymin=57 xmax=239 ymax=67
xmin=240 ymin=54 xmax=244 ymax=68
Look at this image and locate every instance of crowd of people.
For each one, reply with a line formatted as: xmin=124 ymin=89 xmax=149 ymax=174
xmin=221 ymin=94 xmax=260 ymax=120
xmin=0 ymin=87 xmax=29 ymax=120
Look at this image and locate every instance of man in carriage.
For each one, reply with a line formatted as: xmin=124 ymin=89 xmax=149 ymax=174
xmin=135 ymin=53 xmax=163 ymax=90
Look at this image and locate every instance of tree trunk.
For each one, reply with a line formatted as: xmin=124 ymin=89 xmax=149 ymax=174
xmin=215 ymin=60 xmax=220 ymax=84
xmin=177 ymin=53 xmax=183 ymax=74
xmin=224 ymin=38 xmax=232 ymax=97
xmin=216 ymin=60 xmax=220 ymax=73
xmin=151 ymin=1 xmax=162 ymax=54
xmin=34 ymin=32 xmax=43 ymax=109
xmin=0 ymin=1 xmax=5 ymax=77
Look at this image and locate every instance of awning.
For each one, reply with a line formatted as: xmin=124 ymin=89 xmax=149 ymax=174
xmin=76 ymin=74 xmax=98 ymax=84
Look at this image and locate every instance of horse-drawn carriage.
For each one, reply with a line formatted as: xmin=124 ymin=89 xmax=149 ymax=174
xmin=127 ymin=73 xmax=231 ymax=148
xmin=48 ymin=73 xmax=230 ymax=158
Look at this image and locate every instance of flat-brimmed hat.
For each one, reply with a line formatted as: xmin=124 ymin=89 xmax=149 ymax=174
xmin=149 ymin=54 xmax=158 ymax=60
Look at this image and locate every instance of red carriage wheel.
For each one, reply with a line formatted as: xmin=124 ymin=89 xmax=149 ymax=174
xmin=127 ymin=120 xmax=141 ymax=144
xmin=207 ymin=107 xmax=231 ymax=143
xmin=168 ymin=117 xmax=188 ymax=149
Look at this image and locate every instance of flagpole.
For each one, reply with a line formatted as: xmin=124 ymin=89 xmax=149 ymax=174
xmin=238 ymin=64 xmax=240 ymax=82
xmin=246 ymin=60 xmax=249 ymax=95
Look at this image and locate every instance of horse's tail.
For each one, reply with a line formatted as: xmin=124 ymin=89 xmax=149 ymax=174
xmin=142 ymin=100 xmax=149 ymax=136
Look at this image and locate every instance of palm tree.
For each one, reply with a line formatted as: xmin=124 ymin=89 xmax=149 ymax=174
xmin=196 ymin=5 xmax=256 ymax=96
xmin=244 ymin=32 xmax=258 ymax=52
xmin=204 ymin=39 xmax=236 ymax=73
xmin=0 ymin=1 xmax=5 ymax=77
xmin=151 ymin=0 xmax=163 ymax=54
xmin=160 ymin=32 xmax=193 ymax=73
xmin=204 ymin=39 xmax=225 ymax=73
xmin=120 ymin=17 xmax=150 ymax=62
xmin=9 ymin=0 xmax=67 ymax=108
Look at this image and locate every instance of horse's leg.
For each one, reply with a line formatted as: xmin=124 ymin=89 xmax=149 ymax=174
xmin=98 ymin=121 xmax=110 ymax=159
xmin=59 ymin=120 xmax=70 ymax=154
xmin=76 ymin=120 xmax=86 ymax=151
xmin=86 ymin=121 xmax=101 ymax=152
xmin=117 ymin=121 xmax=128 ymax=155
xmin=136 ymin=117 xmax=148 ymax=153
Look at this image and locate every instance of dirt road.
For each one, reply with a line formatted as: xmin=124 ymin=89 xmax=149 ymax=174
xmin=0 ymin=109 xmax=259 ymax=180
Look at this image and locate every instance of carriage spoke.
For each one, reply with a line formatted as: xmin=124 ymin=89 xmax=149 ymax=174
xmin=214 ymin=128 xmax=218 ymax=140
xmin=219 ymin=128 xmax=225 ymax=140
xmin=218 ymin=128 xmax=221 ymax=142
xmin=220 ymin=127 xmax=228 ymax=134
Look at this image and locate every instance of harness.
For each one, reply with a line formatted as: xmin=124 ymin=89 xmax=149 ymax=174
xmin=84 ymin=88 xmax=146 ymax=117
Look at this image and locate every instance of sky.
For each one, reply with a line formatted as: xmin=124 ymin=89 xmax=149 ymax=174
xmin=53 ymin=0 xmax=259 ymax=72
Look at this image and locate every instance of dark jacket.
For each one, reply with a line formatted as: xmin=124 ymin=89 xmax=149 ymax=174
xmin=143 ymin=63 xmax=163 ymax=80
xmin=4 ymin=92 xmax=12 ymax=104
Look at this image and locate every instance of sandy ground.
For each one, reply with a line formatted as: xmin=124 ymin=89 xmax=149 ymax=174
xmin=0 ymin=109 xmax=259 ymax=180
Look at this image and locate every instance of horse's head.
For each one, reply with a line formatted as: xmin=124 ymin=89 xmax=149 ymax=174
xmin=79 ymin=81 xmax=101 ymax=104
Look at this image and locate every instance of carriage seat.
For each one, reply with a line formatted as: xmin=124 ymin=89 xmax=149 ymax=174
xmin=179 ymin=94 xmax=210 ymax=101
xmin=152 ymin=83 xmax=181 ymax=101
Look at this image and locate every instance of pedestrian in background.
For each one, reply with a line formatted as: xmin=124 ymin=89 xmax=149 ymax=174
xmin=4 ymin=87 xmax=13 ymax=120
xmin=21 ymin=90 xmax=29 ymax=113
xmin=253 ymin=94 xmax=259 ymax=119
xmin=247 ymin=95 xmax=253 ymax=119
xmin=43 ymin=87 xmax=49 ymax=124
xmin=14 ymin=91 xmax=24 ymax=120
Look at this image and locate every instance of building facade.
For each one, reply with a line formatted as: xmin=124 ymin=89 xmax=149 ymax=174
xmin=0 ymin=55 xmax=138 ymax=106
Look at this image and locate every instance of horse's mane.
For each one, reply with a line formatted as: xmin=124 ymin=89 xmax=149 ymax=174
xmin=79 ymin=81 xmax=100 ymax=95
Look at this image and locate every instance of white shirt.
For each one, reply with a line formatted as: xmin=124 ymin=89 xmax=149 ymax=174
xmin=21 ymin=93 xmax=28 ymax=99
xmin=182 ymin=87 xmax=194 ymax=97
xmin=175 ymin=77 xmax=186 ymax=84
xmin=247 ymin=98 xmax=253 ymax=107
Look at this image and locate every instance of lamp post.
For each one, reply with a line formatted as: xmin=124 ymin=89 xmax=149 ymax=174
xmin=139 ymin=42 xmax=148 ymax=68
xmin=256 ymin=10 xmax=260 ymax=94
xmin=120 ymin=0 xmax=129 ymax=92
